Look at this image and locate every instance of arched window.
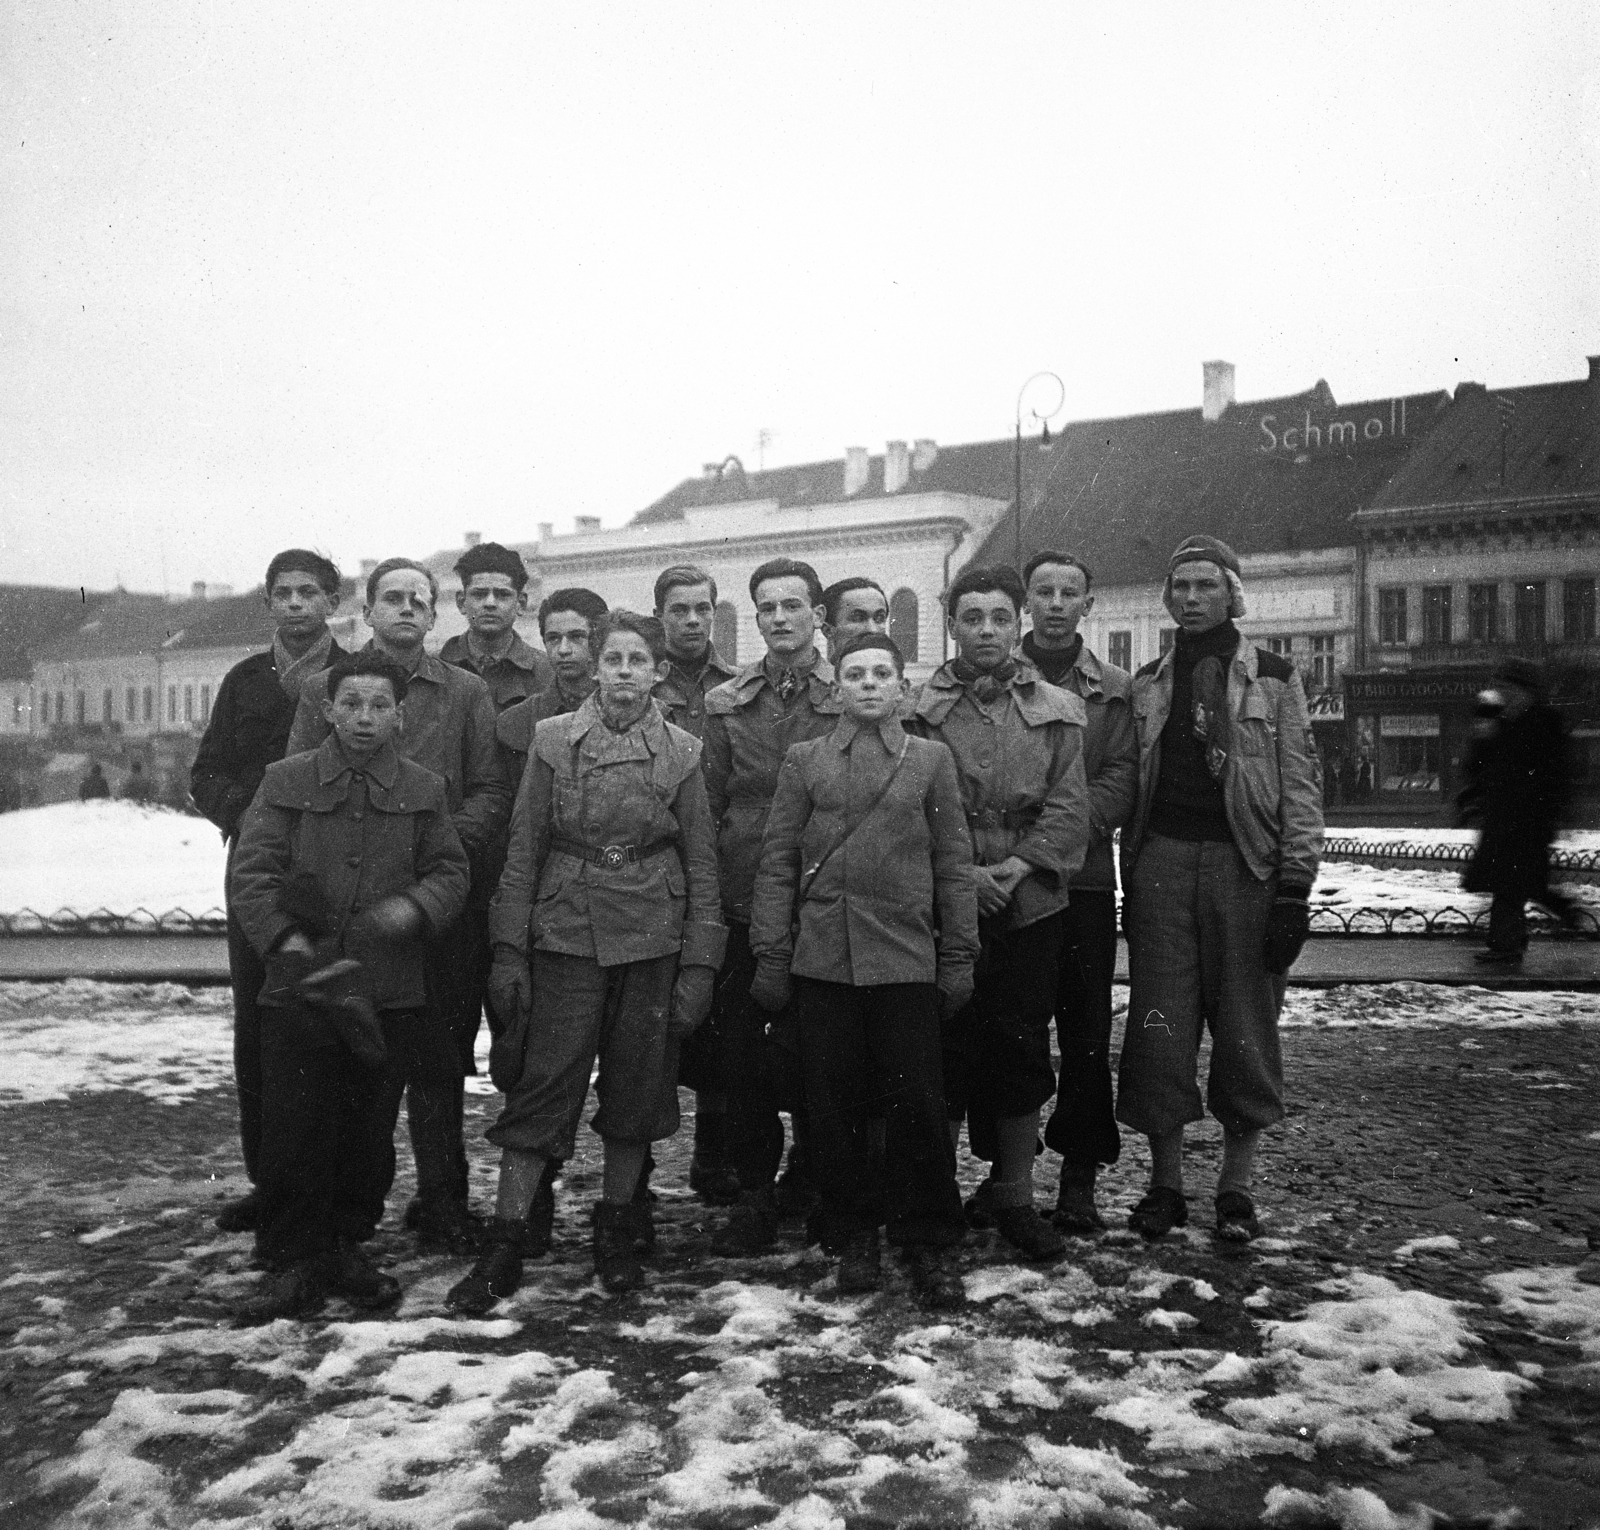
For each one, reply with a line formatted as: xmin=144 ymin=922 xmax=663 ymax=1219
xmin=889 ymin=588 xmax=919 ymax=663
xmin=713 ymin=601 xmax=739 ymax=666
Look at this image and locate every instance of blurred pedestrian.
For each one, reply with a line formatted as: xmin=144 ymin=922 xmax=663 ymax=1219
xmin=78 ymin=761 xmax=110 ymax=801
xmin=1459 ymin=659 xmax=1580 ymax=965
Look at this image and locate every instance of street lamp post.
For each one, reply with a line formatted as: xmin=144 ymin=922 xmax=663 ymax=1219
xmin=1014 ymin=371 xmax=1065 ymax=570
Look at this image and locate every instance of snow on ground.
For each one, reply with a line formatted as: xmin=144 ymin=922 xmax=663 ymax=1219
xmin=0 ymin=801 xmax=226 ymax=919
xmin=1309 ymin=859 xmax=1600 ymax=922
xmin=1325 ymin=826 xmax=1600 ymax=852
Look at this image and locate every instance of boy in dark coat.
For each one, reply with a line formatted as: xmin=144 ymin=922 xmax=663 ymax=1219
xmin=191 ymin=548 xmax=346 ymax=1233
xmin=1461 ymin=658 xmax=1581 ymax=963
xmin=750 ymin=634 xmax=977 ymax=1306
xmin=448 ymin=612 xmax=724 ymax=1310
xmin=230 ymin=651 xmax=469 ymax=1321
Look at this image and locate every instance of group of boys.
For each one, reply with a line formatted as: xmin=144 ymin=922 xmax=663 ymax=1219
xmin=194 ymin=532 xmax=1322 ymax=1320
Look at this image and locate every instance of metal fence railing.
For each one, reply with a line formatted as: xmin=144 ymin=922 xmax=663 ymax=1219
xmin=0 ymin=908 xmax=227 ymax=936
xmin=1323 ymin=836 xmax=1600 ymax=873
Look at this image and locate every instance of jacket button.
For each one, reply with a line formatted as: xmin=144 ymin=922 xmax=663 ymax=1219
xmin=978 ymin=757 xmax=993 ymax=769
xmin=347 ymin=856 xmax=361 ymax=867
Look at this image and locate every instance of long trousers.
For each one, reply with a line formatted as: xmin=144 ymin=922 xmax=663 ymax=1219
xmin=720 ymin=922 xmax=804 ymax=1195
xmin=796 ymin=979 xmax=963 ymax=1247
xmin=254 ymin=1006 xmax=411 ymax=1267
xmin=1488 ymin=886 xmax=1576 ymax=953
xmin=430 ymin=911 xmax=496 ymax=1204
xmin=1043 ymin=891 xmax=1122 ymax=1169
xmin=225 ymin=878 xmax=267 ymax=1184
xmin=943 ymin=915 xmax=1064 ymax=1164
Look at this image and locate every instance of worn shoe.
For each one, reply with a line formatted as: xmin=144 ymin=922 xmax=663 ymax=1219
xmin=447 ymin=1217 xmax=528 ymax=1317
xmin=689 ymin=1157 xmax=743 ymax=1205
xmin=414 ymin=1199 xmax=484 ymax=1256
xmin=215 ymin=1188 xmax=263 ymax=1233
xmin=712 ymin=1190 xmax=779 ymax=1257
xmin=905 ymin=1247 xmax=965 ymax=1310
xmin=1053 ymin=1173 xmax=1106 ymax=1235
xmin=237 ymin=1261 xmax=325 ymax=1324
xmin=963 ymin=1176 xmax=1001 ymax=1230
xmin=593 ymin=1202 xmax=650 ymax=1293
xmin=325 ymin=1239 xmax=401 ymax=1310
xmin=1214 ymin=1191 xmax=1261 ymax=1244
xmin=836 ymin=1230 xmax=882 ymax=1294
xmin=1129 ymin=1187 xmax=1188 ymax=1241
xmin=994 ymin=1203 xmax=1067 ymax=1262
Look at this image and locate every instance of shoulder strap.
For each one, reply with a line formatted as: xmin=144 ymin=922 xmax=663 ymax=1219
xmin=798 ymin=735 xmax=910 ymax=899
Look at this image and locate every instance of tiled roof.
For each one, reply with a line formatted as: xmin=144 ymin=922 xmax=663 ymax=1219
xmin=29 ymin=589 xmax=278 ymax=664
xmin=0 ymin=585 xmax=110 ymax=680
xmin=632 ymin=380 xmax=1451 ymax=586
xmin=1362 ymin=366 xmax=1600 ymax=517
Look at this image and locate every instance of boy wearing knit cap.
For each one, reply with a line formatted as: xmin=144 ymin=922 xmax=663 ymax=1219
xmin=1118 ymin=535 xmax=1323 ymax=1243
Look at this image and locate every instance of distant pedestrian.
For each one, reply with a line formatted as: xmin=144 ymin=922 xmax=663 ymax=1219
xmin=1117 ymin=536 xmax=1323 ymax=1245
xmin=1336 ymin=755 xmax=1356 ymax=807
xmin=78 ymin=761 xmax=110 ymax=801
xmin=1460 ymin=659 xmax=1581 ymax=965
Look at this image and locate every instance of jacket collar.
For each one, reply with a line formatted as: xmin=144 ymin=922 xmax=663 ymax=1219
xmin=915 ymin=656 xmax=1085 ymax=728
xmin=724 ymin=649 xmax=835 ymax=704
xmin=665 ymin=643 xmax=735 ymax=686
xmin=565 ymin=692 xmax=670 ymax=753
xmin=833 ymin=712 xmax=906 ymax=753
xmin=441 ymin=630 xmax=545 ymax=674
xmin=315 ymin=733 xmax=399 ymax=789
xmin=361 ymin=640 xmax=448 ymax=687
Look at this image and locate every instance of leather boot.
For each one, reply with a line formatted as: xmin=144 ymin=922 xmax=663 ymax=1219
xmin=593 ymin=1202 xmax=649 ymax=1293
xmin=446 ymin=1217 xmax=527 ymax=1317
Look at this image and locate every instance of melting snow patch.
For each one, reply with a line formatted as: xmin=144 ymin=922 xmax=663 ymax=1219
xmin=1390 ymin=1234 xmax=1460 ymax=1262
xmin=1485 ymin=1265 xmax=1600 ymax=1359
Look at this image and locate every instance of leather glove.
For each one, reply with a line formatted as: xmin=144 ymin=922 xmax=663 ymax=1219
xmin=1263 ymin=885 xmax=1311 ymax=975
xmin=936 ymin=965 xmax=974 ymax=1021
xmin=667 ymin=964 xmax=716 ymax=1040
xmin=350 ymin=893 xmax=425 ymax=943
xmin=749 ymin=957 xmax=793 ymax=1014
xmin=487 ymin=950 xmax=532 ymax=1024
xmin=261 ymin=935 xmax=315 ymax=1003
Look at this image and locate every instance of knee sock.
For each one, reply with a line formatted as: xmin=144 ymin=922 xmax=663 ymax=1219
xmin=602 ymin=1141 xmax=650 ymax=1205
xmin=1148 ymin=1128 xmax=1184 ymax=1194
xmin=992 ymin=1112 xmax=1041 ymax=1208
xmin=495 ymin=1149 xmax=549 ymax=1222
xmin=1218 ymin=1128 xmax=1260 ymax=1198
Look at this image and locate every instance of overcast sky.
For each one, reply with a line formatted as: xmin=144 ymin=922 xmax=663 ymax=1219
xmin=2 ymin=2 xmax=1596 ymax=594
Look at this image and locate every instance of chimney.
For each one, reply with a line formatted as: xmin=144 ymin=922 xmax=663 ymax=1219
xmin=464 ymin=531 xmax=481 ymax=548
xmin=843 ymin=446 xmax=870 ymax=497
xmin=912 ymin=438 xmax=938 ymax=472
xmin=190 ymin=580 xmax=207 ymax=601
xmin=1588 ymin=355 xmax=1600 ymax=383
xmin=574 ymin=515 xmax=601 ymax=534
xmin=884 ymin=440 xmax=910 ymax=494
xmin=537 ymin=522 xmax=553 ymax=541
xmin=1202 ymin=360 xmax=1236 ymax=423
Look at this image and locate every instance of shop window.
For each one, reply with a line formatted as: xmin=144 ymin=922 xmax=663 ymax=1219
xmin=1514 ymin=581 xmax=1546 ymax=644
xmin=1563 ymin=577 xmax=1595 ymax=642
xmin=1267 ymin=636 xmax=1292 ymax=657
xmin=126 ymin=687 xmax=137 ymax=722
xmin=712 ymin=601 xmax=738 ymax=667
xmin=888 ymin=588 xmax=919 ymax=663
xmin=1159 ymin=627 xmax=1176 ymax=655
xmin=1378 ymin=587 xmax=1407 ymax=644
xmin=1423 ymin=585 xmax=1452 ymax=644
xmin=1108 ymin=631 xmax=1132 ymax=671
xmin=1308 ymin=634 xmax=1335 ymax=691
xmin=1378 ymin=714 xmax=1440 ymax=793
xmin=1468 ymin=583 xmax=1499 ymax=642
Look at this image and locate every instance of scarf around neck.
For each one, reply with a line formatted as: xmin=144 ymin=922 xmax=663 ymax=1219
xmin=273 ymin=629 xmax=333 ymax=701
xmin=952 ymin=655 xmax=1018 ymax=705
xmin=1174 ymin=621 xmax=1238 ymax=781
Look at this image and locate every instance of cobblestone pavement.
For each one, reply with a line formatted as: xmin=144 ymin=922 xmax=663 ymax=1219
xmin=1 ymin=982 xmax=1598 ymax=1529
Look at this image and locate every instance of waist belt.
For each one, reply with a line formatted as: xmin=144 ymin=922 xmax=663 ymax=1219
xmin=966 ymin=807 xmax=1036 ymax=832
xmin=550 ymin=836 xmax=677 ymax=870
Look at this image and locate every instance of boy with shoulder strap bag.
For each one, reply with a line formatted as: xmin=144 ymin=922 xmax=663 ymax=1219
xmin=749 ymin=634 xmax=978 ymax=1307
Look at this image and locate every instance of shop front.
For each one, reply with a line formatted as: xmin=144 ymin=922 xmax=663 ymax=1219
xmin=1341 ymin=668 xmax=1487 ymax=819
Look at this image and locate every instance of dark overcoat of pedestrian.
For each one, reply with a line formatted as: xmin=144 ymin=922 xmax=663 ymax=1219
xmin=1461 ymin=704 xmax=1571 ymax=901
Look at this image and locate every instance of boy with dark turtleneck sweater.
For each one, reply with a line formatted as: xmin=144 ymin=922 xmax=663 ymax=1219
xmin=1118 ymin=536 xmax=1323 ymax=1247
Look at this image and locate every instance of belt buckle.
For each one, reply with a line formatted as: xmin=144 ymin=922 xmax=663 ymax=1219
xmin=599 ymin=844 xmax=628 ymax=870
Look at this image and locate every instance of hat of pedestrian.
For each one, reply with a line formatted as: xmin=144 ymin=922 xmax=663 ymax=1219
xmin=1492 ymin=656 xmax=1546 ymax=700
